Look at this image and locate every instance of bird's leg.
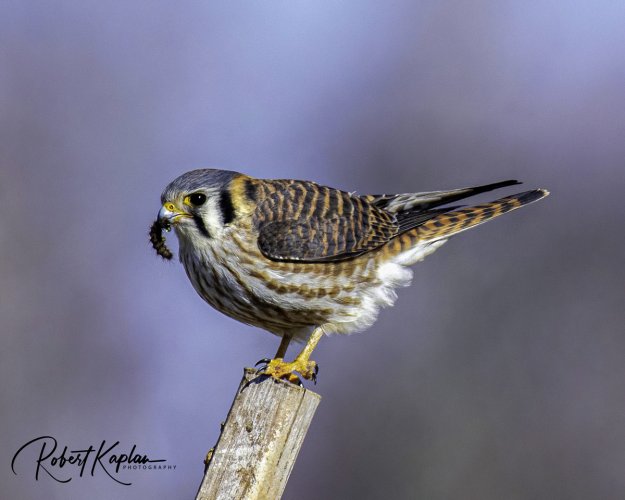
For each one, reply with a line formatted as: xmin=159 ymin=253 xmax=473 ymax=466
xmin=262 ymin=327 xmax=324 ymax=383
xmin=253 ymin=335 xmax=291 ymax=369
xmin=274 ymin=335 xmax=291 ymax=359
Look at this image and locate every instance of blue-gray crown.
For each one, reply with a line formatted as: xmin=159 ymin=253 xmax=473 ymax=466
xmin=161 ymin=169 xmax=240 ymax=203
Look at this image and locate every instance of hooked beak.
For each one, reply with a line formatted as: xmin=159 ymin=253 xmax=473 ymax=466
xmin=158 ymin=202 xmax=190 ymax=229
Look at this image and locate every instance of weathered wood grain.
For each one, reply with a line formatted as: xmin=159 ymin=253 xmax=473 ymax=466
xmin=195 ymin=368 xmax=321 ymax=500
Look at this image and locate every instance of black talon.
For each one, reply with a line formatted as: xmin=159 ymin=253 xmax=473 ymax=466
xmin=311 ymin=364 xmax=319 ymax=384
xmin=254 ymin=358 xmax=271 ymax=374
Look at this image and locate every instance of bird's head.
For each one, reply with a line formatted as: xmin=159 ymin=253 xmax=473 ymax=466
xmin=158 ymin=169 xmax=239 ymax=241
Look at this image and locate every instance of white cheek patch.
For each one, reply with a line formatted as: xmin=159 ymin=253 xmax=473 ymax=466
xmin=201 ymin=197 xmax=225 ymax=237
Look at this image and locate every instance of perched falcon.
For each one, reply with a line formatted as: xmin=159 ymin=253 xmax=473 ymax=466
xmin=153 ymin=169 xmax=548 ymax=383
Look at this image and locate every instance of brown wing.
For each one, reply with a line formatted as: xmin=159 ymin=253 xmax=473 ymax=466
xmin=253 ymin=180 xmax=400 ymax=262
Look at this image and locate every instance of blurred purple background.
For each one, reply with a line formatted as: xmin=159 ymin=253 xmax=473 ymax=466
xmin=2 ymin=1 xmax=625 ymax=498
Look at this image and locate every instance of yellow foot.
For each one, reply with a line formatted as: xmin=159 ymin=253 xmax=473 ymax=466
xmin=256 ymin=357 xmax=318 ymax=384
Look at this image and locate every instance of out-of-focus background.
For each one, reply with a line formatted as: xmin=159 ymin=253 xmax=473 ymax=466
xmin=2 ymin=1 xmax=624 ymax=499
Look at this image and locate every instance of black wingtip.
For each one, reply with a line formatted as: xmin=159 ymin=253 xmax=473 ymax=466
xmin=447 ymin=180 xmax=523 ymax=203
xmin=476 ymin=179 xmax=522 ymax=192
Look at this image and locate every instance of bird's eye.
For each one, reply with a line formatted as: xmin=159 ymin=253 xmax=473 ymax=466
xmin=189 ymin=193 xmax=207 ymax=207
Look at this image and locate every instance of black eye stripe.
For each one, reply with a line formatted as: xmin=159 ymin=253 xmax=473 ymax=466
xmin=189 ymin=192 xmax=207 ymax=206
xmin=193 ymin=214 xmax=210 ymax=237
xmin=219 ymin=189 xmax=235 ymax=225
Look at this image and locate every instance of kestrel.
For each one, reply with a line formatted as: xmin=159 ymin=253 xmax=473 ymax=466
xmin=153 ymin=169 xmax=548 ymax=383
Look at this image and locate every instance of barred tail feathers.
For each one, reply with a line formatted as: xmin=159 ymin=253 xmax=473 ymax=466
xmin=415 ymin=189 xmax=549 ymax=243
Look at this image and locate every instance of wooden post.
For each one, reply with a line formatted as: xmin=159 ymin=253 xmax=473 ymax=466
xmin=195 ymin=368 xmax=321 ymax=500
